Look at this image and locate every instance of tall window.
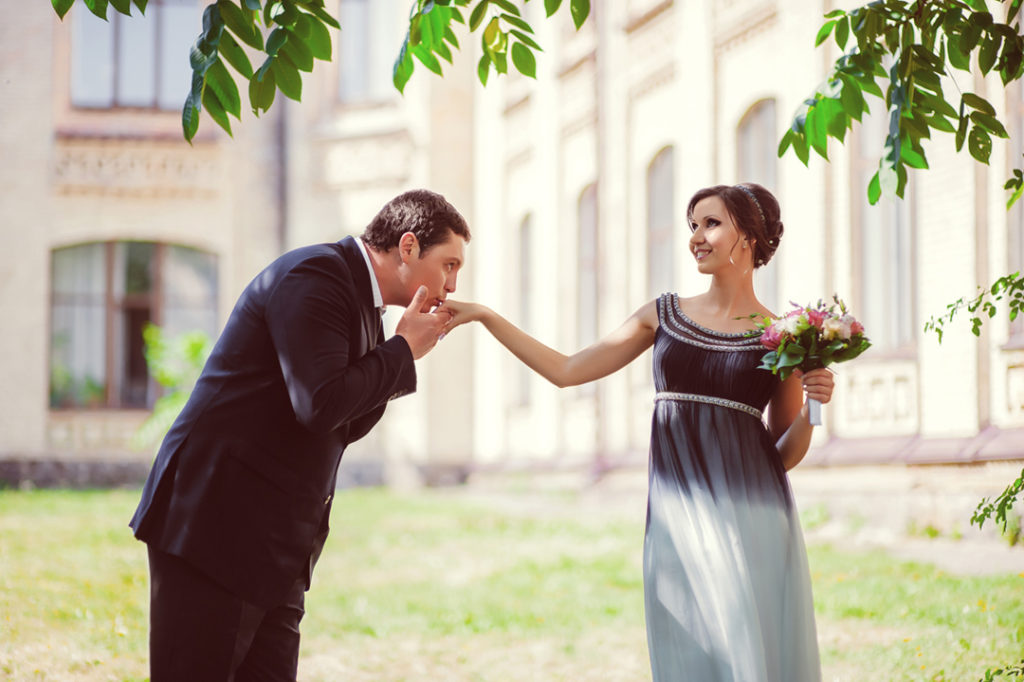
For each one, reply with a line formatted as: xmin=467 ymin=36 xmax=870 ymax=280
xmin=737 ymin=99 xmax=779 ymax=310
xmin=577 ymin=184 xmax=599 ymax=348
xmin=647 ymin=147 xmax=675 ymax=298
xmin=50 ymin=242 xmax=218 ymax=409
xmin=853 ymin=110 xmax=915 ymax=351
xmin=71 ymin=0 xmax=197 ymax=110
xmin=516 ymin=216 xmax=533 ymax=406
xmin=338 ymin=0 xmax=397 ymax=103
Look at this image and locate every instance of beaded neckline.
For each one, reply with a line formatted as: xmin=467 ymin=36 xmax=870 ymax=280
xmin=670 ymin=294 xmax=760 ymax=339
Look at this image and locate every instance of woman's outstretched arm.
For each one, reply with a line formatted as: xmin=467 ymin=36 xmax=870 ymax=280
xmin=768 ymin=368 xmax=835 ymax=470
xmin=443 ymin=299 xmax=657 ymax=388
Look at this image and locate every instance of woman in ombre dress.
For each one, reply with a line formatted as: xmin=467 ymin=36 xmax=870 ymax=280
xmin=444 ymin=183 xmax=831 ymax=681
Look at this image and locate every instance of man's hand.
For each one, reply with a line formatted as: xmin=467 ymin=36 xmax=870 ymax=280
xmin=396 ymin=286 xmax=453 ymax=360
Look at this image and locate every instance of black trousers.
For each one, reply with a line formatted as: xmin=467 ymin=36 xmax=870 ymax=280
xmin=148 ymin=546 xmax=306 ymax=682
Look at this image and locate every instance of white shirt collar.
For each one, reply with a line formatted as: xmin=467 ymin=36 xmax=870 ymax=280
xmin=354 ymin=237 xmax=385 ymax=313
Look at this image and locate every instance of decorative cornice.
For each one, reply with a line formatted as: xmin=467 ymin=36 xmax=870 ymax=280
xmin=52 ymin=138 xmax=220 ymax=198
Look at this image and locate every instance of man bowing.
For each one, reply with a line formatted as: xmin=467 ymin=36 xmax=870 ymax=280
xmin=130 ymin=189 xmax=470 ymax=681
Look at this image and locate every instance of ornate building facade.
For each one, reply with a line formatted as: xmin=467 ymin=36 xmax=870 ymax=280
xmin=1 ymin=0 xmax=1022 ymax=487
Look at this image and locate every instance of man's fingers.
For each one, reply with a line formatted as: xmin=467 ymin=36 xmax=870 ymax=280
xmin=407 ymin=285 xmax=429 ymax=312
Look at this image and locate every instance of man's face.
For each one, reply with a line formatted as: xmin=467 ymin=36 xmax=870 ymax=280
xmin=399 ymin=231 xmax=466 ymax=312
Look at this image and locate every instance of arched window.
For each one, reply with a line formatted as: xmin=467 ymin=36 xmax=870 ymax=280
xmin=647 ymin=147 xmax=675 ymax=298
xmin=852 ymin=109 xmax=915 ymax=351
xmin=70 ymin=0 xmax=196 ymax=110
xmin=737 ymin=99 xmax=779 ymax=309
xmin=50 ymin=241 xmax=218 ymax=409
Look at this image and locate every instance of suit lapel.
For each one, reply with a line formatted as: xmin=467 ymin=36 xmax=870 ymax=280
xmin=337 ymin=236 xmax=380 ymax=353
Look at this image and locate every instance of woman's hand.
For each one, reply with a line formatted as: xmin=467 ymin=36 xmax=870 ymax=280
xmin=799 ymin=367 xmax=835 ymax=407
xmin=439 ymin=299 xmax=488 ymax=332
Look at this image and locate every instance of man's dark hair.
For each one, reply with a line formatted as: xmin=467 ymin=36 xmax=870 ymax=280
xmin=362 ymin=189 xmax=471 ymax=255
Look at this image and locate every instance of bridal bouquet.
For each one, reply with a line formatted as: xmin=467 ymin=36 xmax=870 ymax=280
xmin=751 ymin=296 xmax=871 ymax=424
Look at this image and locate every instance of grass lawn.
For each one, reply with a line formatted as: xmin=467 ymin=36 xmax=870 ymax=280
xmin=0 ymin=487 xmax=1021 ymax=681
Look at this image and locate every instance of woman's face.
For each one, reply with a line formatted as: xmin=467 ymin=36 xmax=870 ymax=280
xmin=688 ymin=195 xmax=752 ymax=274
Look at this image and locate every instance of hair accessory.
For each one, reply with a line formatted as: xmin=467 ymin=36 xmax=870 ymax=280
xmin=735 ymin=184 xmax=766 ymax=228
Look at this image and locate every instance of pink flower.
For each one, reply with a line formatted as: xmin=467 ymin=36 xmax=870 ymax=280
xmin=761 ymin=323 xmax=785 ymax=350
xmin=850 ymin=319 xmax=864 ymax=335
xmin=807 ymin=308 xmax=826 ymax=329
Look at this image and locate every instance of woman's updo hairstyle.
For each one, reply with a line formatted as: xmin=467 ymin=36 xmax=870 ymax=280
xmin=685 ymin=183 xmax=784 ymax=268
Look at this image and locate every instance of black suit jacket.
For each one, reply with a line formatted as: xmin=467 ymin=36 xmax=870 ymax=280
xmin=130 ymin=237 xmax=416 ymax=608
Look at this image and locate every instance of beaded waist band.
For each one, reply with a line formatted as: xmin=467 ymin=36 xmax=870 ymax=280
xmin=654 ymin=392 xmax=763 ymax=420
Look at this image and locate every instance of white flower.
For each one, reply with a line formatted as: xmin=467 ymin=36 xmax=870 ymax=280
xmin=782 ymin=315 xmax=801 ymax=335
xmin=822 ymin=317 xmax=843 ymax=341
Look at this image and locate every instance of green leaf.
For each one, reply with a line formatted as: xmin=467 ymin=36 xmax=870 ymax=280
xmin=304 ymin=3 xmax=340 ymax=30
xmin=444 ymin=25 xmax=460 ymax=48
xmin=838 ymin=74 xmax=865 ymax=121
xmin=511 ymin=42 xmax=536 ymax=78
xmin=52 ymin=0 xmax=74 ymax=20
xmin=132 ymin=0 xmax=148 ymax=13
xmin=501 ymin=12 xmax=533 ymax=33
xmin=303 ymin=13 xmax=331 ymax=59
xmin=815 ymin=20 xmax=836 ymax=47
xmin=971 ymin=111 xmax=1009 ymax=138
xmin=271 ymin=57 xmax=302 ymax=100
xmin=489 ymin=0 xmax=519 ymax=15
xmin=243 ymin=0 xmax=261 ymax=10
xmin=955 ymin=107 xmax=969 ymax=151
xmin=483 ymin=16 xmax=504 ymax=50
xmin=477 ymin=53 xmax=490 ymax=85
xmin=469 ymin=0 xmax=489 ymax=31
xmin=218 ymin=0 xmax=264 ymax=50
xmin=281 ymin=28 xmax=314 ymax=71
xmin=250 ymin=59 xmax=277 ymax=113
xmin=968 ymin=125 xmax=992 ymax=163
xmin=946 ymin=34 xmax=970 ymax=71
xmin=963 ymin=92 xmax=996 ymax=116
xmin=182 ymin=86 xmax=201 ymax=142
xmin=218 ymin=31 xmax=254 ymax=80
xmin=544 ymin=0 xmax=562 ymax=17
xmin=202 ymin=86 xmax=232 ymax=135
xmin=570 ymin=0 xmax=589 ymax=29
xmin=867 ymin=170 xmax=882 ymax=204
xmin=835 ymin=17 xmax=849 ymax=50
xmin=109 ymin=0 xmax=132 ymax=14
xmin=392 ymin=39 xmax=414 ymax=93
xmin=84 ymin=0 xmax=109 ymax=19
xmin=510 ymin=29 xmax=542 ymax=51
xmin=979 ymin=34 xmax=1000 ymax=74
xmin=804 ymin=101 xmax=828 ymax=159
xmin=412 ymin=44 xmax=444 ymax=75
xmin=204 ymin=59 xmax=241 ymax=118
xmin=900 ymin=137 xmax=928 ymax=169
xmin=266 ymin=28 xmax=288 ymax=58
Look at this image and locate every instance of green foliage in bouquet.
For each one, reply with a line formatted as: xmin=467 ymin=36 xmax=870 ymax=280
xmin=752 ymin=296 xmax=871 ymax=382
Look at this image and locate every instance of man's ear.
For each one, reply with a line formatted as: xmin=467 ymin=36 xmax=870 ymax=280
xmin=398 ymin=232 xmax=420 ymax=263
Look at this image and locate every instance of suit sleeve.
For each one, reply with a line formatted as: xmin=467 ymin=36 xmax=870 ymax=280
xmin=264 ymin=255 xmax=416 ymax=434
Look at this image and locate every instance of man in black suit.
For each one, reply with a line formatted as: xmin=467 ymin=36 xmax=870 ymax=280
xmin=130 ymin=189 xmax=470 ymax=681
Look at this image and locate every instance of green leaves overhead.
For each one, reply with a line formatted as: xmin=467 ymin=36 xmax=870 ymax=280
xmin=53 ymin=0 xmax=590 ymax=141
xmin=783 ymin=1 xmax=1021 ymax=205
xmin=53 ymin=0 xmax=338 ymax=141
xmin=394 ymin=0 xmax=588 ymax=95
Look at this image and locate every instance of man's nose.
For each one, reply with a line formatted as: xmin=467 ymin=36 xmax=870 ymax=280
xmin=446 ymin=273 xmax=457 ymax=293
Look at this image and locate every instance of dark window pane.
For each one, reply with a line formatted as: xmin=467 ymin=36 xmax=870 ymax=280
xmin=122 ymin=242 xmax=156 ymax=295
xmin=120 ymin=306 xmax=153 ymax=407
